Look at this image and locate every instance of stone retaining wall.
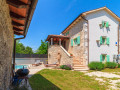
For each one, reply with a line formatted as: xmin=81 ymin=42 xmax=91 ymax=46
xmin=48 ymin=45 xmax=73 ymax=66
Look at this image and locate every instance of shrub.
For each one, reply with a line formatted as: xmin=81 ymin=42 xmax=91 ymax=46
xmin=118 ymin=64 xmax=120 ymax=68
xmin=106 ymin=62 xmax=117 ymax=69
xmin=88 ymin=62 xmax=104 ymax=71
xmin=60 ymin=65 xmax=66 ymax=69
xmin=97 ymin=63 xmax=104 ymax=71
xmin=60 ymin=65 xmax=71 ymax=70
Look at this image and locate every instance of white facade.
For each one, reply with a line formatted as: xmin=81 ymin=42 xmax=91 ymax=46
xmin=85 ymin=10 xmax=119 ymax=62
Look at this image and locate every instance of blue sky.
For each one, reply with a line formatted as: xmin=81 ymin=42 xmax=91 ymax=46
xmin=20 ymin=0 xmax=120 ymax=51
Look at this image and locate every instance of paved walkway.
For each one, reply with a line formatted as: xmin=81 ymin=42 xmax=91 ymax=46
xmin=28 ymin=65 xmax=46 ymax=78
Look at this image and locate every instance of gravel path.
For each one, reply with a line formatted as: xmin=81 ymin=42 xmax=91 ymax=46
xmin=85 ymin=71 xmax=120 ymax=90
xmin=85 ymin=71 xmax=120 ymax=78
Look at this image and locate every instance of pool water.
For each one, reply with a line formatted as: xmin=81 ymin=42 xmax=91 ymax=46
xmin=15 ymin=65 xmax=28 ymax=69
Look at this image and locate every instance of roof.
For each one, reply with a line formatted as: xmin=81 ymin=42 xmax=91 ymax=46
xmin=62 ymin=7 xmax=120 ymax=34
xmin=46 ymin=35 xmax=69 ymax=41
xmin=7 ymin=0 xmax=38 ymax=36
xmin=15 ymin=54 xmax=48 ymax=58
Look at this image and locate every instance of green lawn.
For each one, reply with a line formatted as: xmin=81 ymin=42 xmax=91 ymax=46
xmin=101 ymin=68 xmax=120 ymax=73
xmin=29 ymin=69 xmax=107 ymax=90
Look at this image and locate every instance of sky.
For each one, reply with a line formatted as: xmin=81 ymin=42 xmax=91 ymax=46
xmin=20 ymin=0 xmax=120 ymax=51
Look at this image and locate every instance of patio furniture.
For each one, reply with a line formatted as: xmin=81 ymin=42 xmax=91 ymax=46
xmin=32 ymin=60 xmax=42 ymax=66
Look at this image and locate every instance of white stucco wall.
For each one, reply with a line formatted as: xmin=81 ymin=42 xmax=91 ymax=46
xmin=86 ymin=10 xmax=119 ymax=62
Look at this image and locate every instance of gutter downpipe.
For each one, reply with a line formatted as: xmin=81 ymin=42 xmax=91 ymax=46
xmin=81 ymin=15 xmax=89 ymax=65
xmin=12 ymin=0 xmax=38 ymax=70
xmin=13 ymin=36 xmax=25 ymax=70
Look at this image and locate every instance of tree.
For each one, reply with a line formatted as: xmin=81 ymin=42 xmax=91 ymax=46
xmin=16 ymin=40 xmax=24 ymax=54
xmin=24 ymin=46 xmax=33 ymax=54
xmin=36 ymin=40 xmax=48 ymax=54
xmin=16 ymin=40 xmax=33 ymax=54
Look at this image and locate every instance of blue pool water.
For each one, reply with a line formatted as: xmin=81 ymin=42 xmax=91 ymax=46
xmin=15 ymin=65 xmax=28 ymax=69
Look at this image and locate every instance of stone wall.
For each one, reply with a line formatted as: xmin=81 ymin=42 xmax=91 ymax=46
xmin=64 ymin=19 xmax=87 ymax=65
xmin=48 ymin=45 xmax=73 ymax=66
xmin=0 ymin=0 xmax=14 ymax=90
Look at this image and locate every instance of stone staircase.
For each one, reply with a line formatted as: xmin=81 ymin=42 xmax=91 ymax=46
xmin=72 ymin=57 xmax=89 ymax=71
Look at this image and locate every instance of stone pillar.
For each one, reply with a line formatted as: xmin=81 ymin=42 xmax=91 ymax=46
xmin=51 ymin=38 xmax=53 ymax=45
xmin=48 ymin=42 xmax=50 ymax=47
xmin=59 ymin=39 xmax=61 ymax=46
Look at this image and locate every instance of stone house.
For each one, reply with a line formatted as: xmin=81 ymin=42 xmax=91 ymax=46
xmin=46 ymin=7 xmax=120 ymax=70
xmin=0 ymin=0 xmax=37 ymax=89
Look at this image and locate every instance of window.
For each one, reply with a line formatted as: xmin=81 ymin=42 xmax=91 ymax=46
xmin=65 ymin=31 xmax=69 ymax=36
xmin=102 ymin=37 xmax=106 ymax=44
xmin=74 ymin=38 xmax=77 ymax=45
xmin=100 ymin=54 xmax=110 ymax=62
xmin=71 ymin=36 xmax=80 ymax=46
xmin=100 ymin=36 xmax=110 ymax=45
xmin=101 ymin=21 xmax=110 ymax=28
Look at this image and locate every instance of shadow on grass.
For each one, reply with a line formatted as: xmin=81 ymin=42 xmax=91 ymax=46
xmin=29 ymin=74 xmax=61 ymax=90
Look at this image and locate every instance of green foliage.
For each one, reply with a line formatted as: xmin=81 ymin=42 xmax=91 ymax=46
xmin=106 ymin=62 xmax=117 ymax=69
xmin=24 ymin=46 xmax=33 ymax=54
xmin=35 ymin=40 xmax=48 ymax=54
xmin=60 ymin=65 xmax=71 ymax=70
xmin=16 ymin=40 xmax=33 ymax=54
xmin=118 ymin=64 xmax=120 ymax=68
xmin=88 ymin=62 xmax=104 ymax=71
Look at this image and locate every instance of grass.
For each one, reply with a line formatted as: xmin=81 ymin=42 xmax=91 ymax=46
xmin=29 ymin=69 xmax=107 ymax=90
xmin=89 ymin=68 xmax=120 ymax=73
xmin=101 ymin=68 xmax=120 ymax=72
xmin=116 ymin=82 xmax=120 ymax=88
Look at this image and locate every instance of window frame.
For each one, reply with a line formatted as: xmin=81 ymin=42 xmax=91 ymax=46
xmin=74 ymin=38 xmax=77 ymax=45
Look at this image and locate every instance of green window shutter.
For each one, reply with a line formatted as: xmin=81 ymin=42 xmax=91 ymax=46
xmin=100 ymin=55 xmax=103 ymax=62
xmin=68 ymin=31 xmax=69 ymax=34
xmin=65 ymin=33 xmax=67 ymax=36
xmin=100 ymin=36 xmax=103 ymax=44
xmin=71 ymin=39 xmax=73 ymax=46
xmin=107 ymin=55 xmax=110 ymax=62
xmin=106 ymin=37 xmax=110 ymax=45
xmin=106 ymin=22 xmax=109 ymax=28
xmin=77 ymin=36 xmax=80 ymax=45
xmin=102 ymin=21 xmax=105 ymax=27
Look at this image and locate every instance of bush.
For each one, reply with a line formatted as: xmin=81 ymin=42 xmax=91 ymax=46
xmin=106 ymin=62 xmax=117 ymax=69
xmin=60 ymin=65 xmax=71 ymax=70
xmin=118 ymin=64 xmax=120 ymax=68
xmin=88 ymin=62 xmax=104 ymax=71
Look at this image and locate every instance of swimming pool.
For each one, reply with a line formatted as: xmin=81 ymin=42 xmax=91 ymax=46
xmin=15 ymin=65 xmax=28 ymax=69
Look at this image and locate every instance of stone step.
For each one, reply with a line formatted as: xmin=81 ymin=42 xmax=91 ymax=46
xmin=73 ymin=66 xmax=87 ymax=69
xmin=73 ymin=63 xmax=84 ymax=65
xmin=73 ymin=59 xmax=83 ymax=61
xmin=73 ymin=62 xmax=81 ymax=64
xmin=73 ymin=61 xmax=84 ymax=64
xmin=73 ymin=65 xmax=86 ymax=67
xmin=73 ymin=68 xmax=89 ymax=71
xmin=73 ymin=61 xmax=84 ymax=62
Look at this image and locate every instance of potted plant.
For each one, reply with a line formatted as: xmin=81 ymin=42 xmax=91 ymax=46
xmin=70 ymin=53 xmax=73 ymax=56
